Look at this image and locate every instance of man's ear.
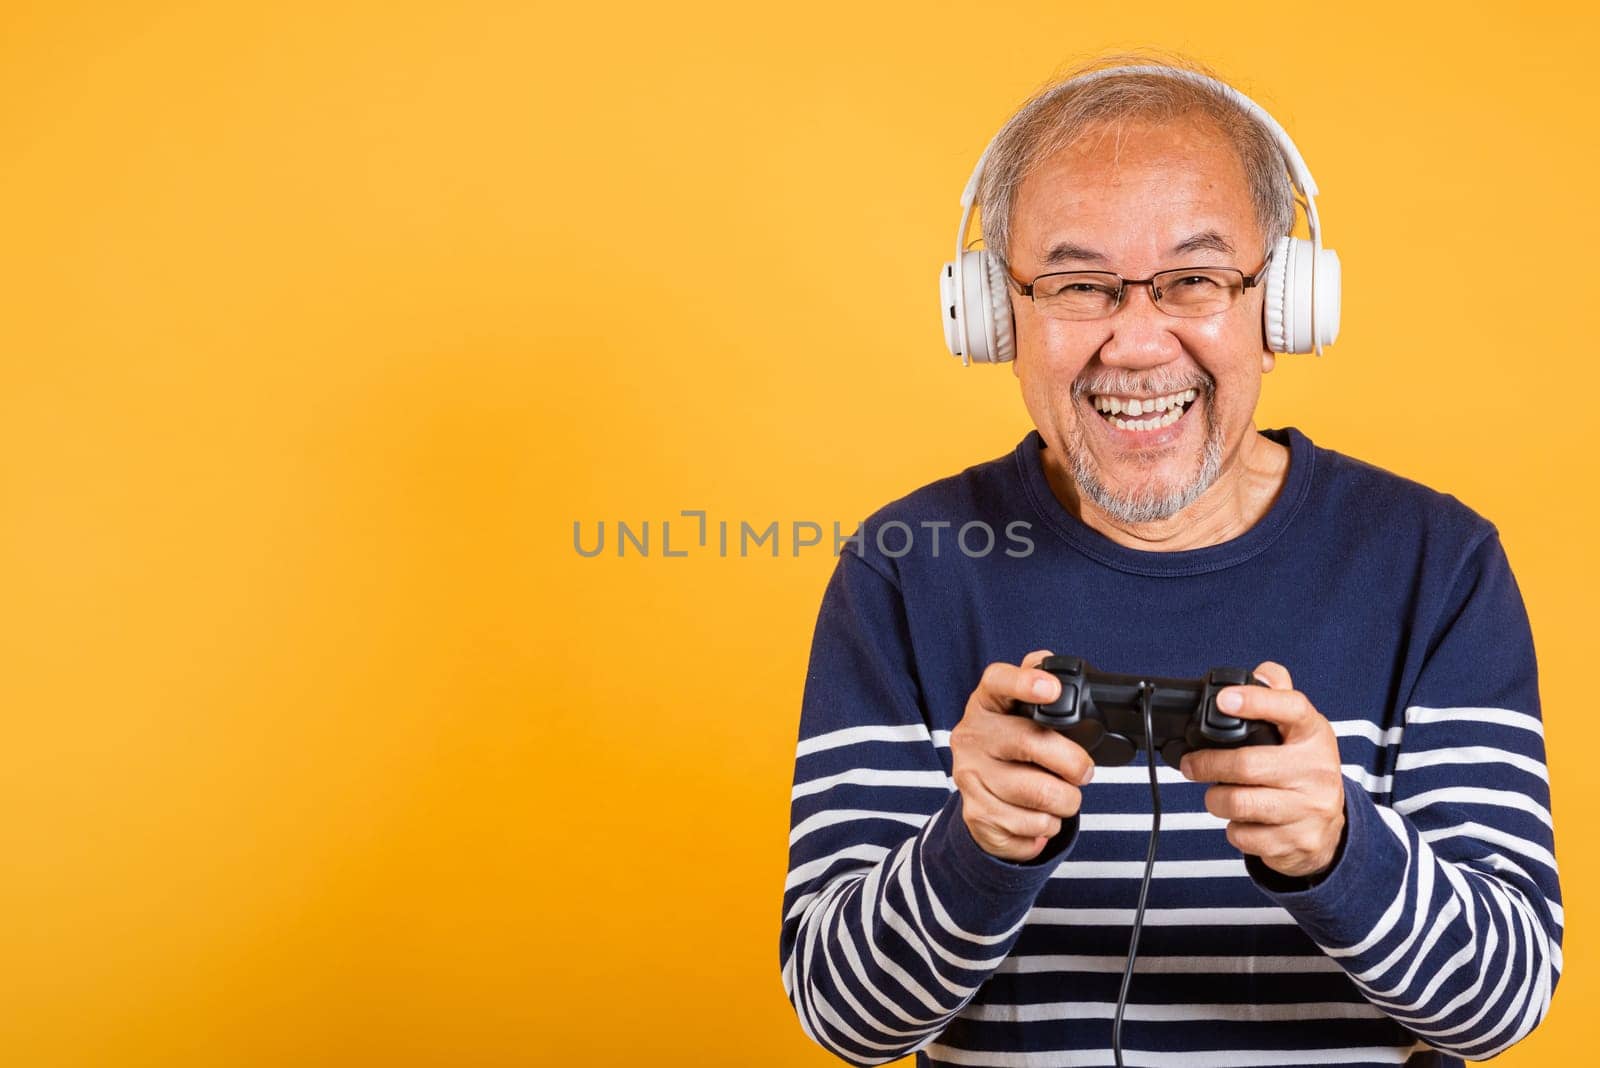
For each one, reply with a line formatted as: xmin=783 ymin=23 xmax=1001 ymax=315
xmin=1261 ymin=351 xmax=1276 ymax=374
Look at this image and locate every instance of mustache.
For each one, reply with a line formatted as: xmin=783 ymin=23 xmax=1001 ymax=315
xmin=1071 ymin=369 xmax=1216 ymax=398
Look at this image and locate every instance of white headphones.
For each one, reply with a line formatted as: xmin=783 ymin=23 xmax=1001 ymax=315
xmin=939 ymin=66 xmax=1341 ymax=365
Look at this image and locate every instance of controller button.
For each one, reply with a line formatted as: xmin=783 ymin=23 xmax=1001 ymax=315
xmin=1095 ymin=733 xmax=1137 ymax=767
xmin=1042 ymin=684 xmax=1077 ymax=716
xmin=1208 ymin=667 xmax=1250 ymax=687
xmin=1067 ymin=720 xmax=1105 ymax=750
xmin=1204 ymin=701 xmax=1243 ymax=733
xmin=1201 ymin=696 xmax=1248 ymax=741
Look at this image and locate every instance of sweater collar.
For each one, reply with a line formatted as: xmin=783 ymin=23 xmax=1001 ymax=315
xmin=1013 ymin=426 xmax=1316 ymax=577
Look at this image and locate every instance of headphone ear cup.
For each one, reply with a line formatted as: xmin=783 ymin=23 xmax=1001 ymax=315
xmin=1263 ymin=235 xmax=1299 ymax=354
xmin=941 ymin=250 xmax=1015 ymax=363
xmin=1313 ymin=247 xmax=1341 ymax=350
xmin=983 ymin=253 xmax=1016 ymax=363
xmin=1263 ymin=236 xmax=1342 ymax=354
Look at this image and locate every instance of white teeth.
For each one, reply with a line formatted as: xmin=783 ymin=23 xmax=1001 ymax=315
xmin=1093 ymin=389 xmax=1196 ymax=417
xmin=1109 ymin=406 xmax=1184 ymax=432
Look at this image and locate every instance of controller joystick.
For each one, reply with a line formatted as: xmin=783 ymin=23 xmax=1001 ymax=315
xmin=1015 ymin=655 xmax=1280 ymax=767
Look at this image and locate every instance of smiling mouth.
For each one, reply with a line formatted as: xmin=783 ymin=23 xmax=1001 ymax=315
xmin=1087 ymin=388 xmax=1198 ymax=432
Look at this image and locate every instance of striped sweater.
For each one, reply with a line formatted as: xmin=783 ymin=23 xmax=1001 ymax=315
xmin=781 ymin=427 xmax=1561 ymax=1067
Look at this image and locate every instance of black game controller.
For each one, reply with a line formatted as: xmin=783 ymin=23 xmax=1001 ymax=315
xmin=1014 ymin=655 xmax=1280 ymax=768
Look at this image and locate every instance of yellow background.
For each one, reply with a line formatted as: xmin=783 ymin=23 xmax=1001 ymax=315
xmin=1 ymin=1 xmax=1593 ymax=1064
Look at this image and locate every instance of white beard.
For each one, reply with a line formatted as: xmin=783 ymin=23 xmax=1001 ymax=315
xmin=1067 ymin=400 xmax=1226 ymax=525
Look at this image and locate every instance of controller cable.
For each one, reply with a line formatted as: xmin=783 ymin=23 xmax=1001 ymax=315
xmin=1111 ymin=685 xmax=1161 ymax=1068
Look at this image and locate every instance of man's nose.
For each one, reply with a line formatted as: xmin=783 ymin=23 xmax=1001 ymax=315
xmin=1098 ymin=283 xmax=1183 ymax=368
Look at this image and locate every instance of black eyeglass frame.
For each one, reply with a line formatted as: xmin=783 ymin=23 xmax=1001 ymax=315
xmin=1007 ymin=248 xmax=1276 ymax=318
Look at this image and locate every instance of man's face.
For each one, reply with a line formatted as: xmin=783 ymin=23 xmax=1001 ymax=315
xmin=1007 ymin=116 xmax=1274 ymax=525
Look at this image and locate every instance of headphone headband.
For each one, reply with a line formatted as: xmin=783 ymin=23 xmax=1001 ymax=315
xmin=945 ymin=64 xmax=1336 ymax=363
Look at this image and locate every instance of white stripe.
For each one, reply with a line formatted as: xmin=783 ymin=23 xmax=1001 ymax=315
xmin=1464 ymin=851 xmax=1561 ymax=924
xmin=1336 ymin=838 xmax=1439 ymax=980
xmin=1466 ymin=893 xmax=1550 ymax=1057
xmin=1343 ymin=765 xmax=1392 ymax=793
xmin=855 ymin=850 xmax=960 ymax=1018
xmin=1353 ymin=893 xmax=1463 ymax=996
xmin=1081 ymin=811 xmax=1224 ymax=832
xmin=792 ymin=768 xmax=952 ymax=801
xmin=1371 ymin=932 xmax=1479 ymax=1015
xmin=1080 ymin=764 xmax=1189 ymax=785
xmin=1419 ymin=821 xmax=1559 ymax=874
xmin=786 ymin=874 xmax=854 ymax=972
xmin=880 ymin=893 xmax=980 ymax=1000
xmin=932 ymin=729 xmax=951 ymax=748
xmin=837 ymin=901 xmax=949 ymax=1030
xmin=915 ymin=810 xmax=1031 ymax=948
xmin=1332 ymin=720 xmax=1405 ymax=746
xmin=1321 ymin=807 xmax=1415 ymax=957
xmin=797 ymin=723 xmax=932 ymax=758
xmin=810 ymin=984 xmax=910 ymax=1054
xmin=894 ymin=853 xmax=1012 ymax=972
xmin=1468 ymin=875 xmax=1544 ymax=1048
xmin=1396 ymin=745 xmax=1549 ymax=782
xmin=1396 ymin=886 xmax=1514 ymax=1035
xmin=1050 ymin=858 xmax=1246 ymax=880
xmin=964 ymin=999 xmax=1387 ymax=1023
xmin=1026 ymin=906 xmax=1294 ymax=927
xmin=1395 ymin=786 xmax=1553 ymax=829
xmin=923 ymin=1043 xmax=1423 ymax=1066
xmin=785 ymin=844 xmax=889 ymax=891
xmin=789 ymin=808 xmax=930 ymax=847
xmin=997 ymin=953 xmax=1342 ymax=975
xmin=812 ymin=895 xmax=928 ymax=1061
xmin=817 ymin=919 xmax=930 ymax=1044
xmin=798 ymin=880 xmax=851 ymax=1045
xmin=1407 ymin=705 xmax=1544 ymax=738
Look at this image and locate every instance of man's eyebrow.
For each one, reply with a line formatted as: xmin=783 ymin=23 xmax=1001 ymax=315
xmin=1040 ymin=242 xmax=1108 ymax=267
xmin=1038 ymin=230 xmax=1238 ymax=270
xmin=1171 ymin=230 xmax=1236 ymax=257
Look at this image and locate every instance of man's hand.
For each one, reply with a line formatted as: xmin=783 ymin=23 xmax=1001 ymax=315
xmin=1179 ymin=661 xmax=1346 ymax=879
xmin=950 ymin=650 xmax=1095 ymax=863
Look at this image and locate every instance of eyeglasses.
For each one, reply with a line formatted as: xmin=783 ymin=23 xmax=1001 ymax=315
xmin=1010 ymin=249 xmax=1274 ymax=321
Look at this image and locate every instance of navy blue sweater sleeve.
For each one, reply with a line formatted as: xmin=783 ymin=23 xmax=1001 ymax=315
xmin=1250 ymin=531 xmax=1562 ymax=1058
xmin=780 ymin=549 xmax=1077 ymax=1065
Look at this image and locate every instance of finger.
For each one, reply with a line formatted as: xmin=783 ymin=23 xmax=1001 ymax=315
xmin=1223 ymin=820 xmax=1327 ymax=875
xmin=986 ymin=761 xmax=1084 ymax=819
xmin=1180 ymin=743 xmax=1282 ymax=786
xmin=1214 ymin=682 xmax=1316 ymax=737
xmin=968 ymin=774 xmax=1064 ymax=842
xmin=973 ymin=661 xmax=1061 ymax=715
xmin=1020 ymin=649 xmax=1056 ymax=670
xmin=1223 ymin=820 xmax=1278 ymax=858
xmin=1204 ymin=784 xmax=1300 ymax=825
xmin=1252 ymin=661 xmax=1293 ymax=690
xmin=989 ymin=725 xmax=1095 ymax=786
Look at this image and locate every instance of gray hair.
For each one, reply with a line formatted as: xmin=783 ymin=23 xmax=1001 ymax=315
xmin=977 ymin=53 xmax=1297 ymax=273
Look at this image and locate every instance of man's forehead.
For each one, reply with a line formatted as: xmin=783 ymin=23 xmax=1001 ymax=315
xmin=1011 ymin=120 xmax=1259 ymax=270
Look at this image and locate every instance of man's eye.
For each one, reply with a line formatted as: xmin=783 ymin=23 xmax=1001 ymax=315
xmin=1172 ymin=274 xmax=1222 ymax=289
xmin=1043 ymin=281 xmax=1116 ymax=298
